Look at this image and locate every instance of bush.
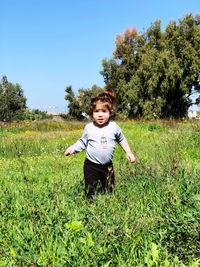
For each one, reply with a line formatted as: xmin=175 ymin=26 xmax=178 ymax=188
xmin=23 ymin=109 xmax=52 ymax=121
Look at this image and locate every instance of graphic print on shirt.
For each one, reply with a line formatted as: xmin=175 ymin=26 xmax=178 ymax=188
xmin=100 ymin=135 xmax=107 ymax=149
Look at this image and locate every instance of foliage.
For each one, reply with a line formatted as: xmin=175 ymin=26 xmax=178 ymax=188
xmin=64 ymin=85 xmax=83 ymax=120
xmin=0 ymin=76 xmax=27 ymax=121
xmin=64 ymin=85 xmax=103 ymax=120
xmin=100 ymin=13 xmax=200 ymax=119
xmin=0 ymin=120 xmax=86 ymax=136
xmin=0 ymin=119 xmax=200 ymax=265
xmin=23 ymin=109 xmax=53 ymax=121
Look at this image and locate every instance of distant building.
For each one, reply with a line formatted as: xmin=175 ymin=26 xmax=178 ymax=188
xmin=47 ymin=112 xmax=60 ymax=117
xmin=188 ymin=110 xmax=197 ymax=119
xmin=46 ymin=112 xmax=68 ymax=121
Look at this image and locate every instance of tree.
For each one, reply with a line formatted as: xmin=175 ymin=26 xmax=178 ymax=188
xmin=64 ymin=85 xmax=83 ymax=119
xmin=0 ymin=76 xmax=27 ymax=121
xmin=100 ymin=14 xmax=200 ymax=119
xmin=64 ymin=85 xmax=103 ymax=119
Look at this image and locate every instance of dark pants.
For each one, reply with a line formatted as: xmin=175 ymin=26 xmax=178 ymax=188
xmin=84 ymin=158 xmax=115 ymax=199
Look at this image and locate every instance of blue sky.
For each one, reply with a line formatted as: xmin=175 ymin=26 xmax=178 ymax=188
xmin=1 ymin=0 xmax=199 ymax=112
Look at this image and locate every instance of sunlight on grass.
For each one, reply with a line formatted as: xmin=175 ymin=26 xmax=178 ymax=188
xmin=0 ymin=120 xmax=199 ymax=266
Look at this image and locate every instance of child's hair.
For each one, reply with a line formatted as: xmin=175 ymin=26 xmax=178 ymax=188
xmin=87 ymin=89 xmax=116 ymax=116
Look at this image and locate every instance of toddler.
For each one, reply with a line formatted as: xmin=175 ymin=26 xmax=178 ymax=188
xmin=65 ymin=89 xmax=135 ymax=199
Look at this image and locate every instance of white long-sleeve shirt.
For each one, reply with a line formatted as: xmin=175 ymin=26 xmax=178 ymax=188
xmin=69 ymin=121 xmax=126 ymax=165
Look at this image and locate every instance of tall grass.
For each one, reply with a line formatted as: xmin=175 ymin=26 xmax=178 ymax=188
xmin=0 ymin=120 xmax=199 ymax=266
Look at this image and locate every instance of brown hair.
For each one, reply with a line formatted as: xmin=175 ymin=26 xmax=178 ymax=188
xmin=87 ymin=89 xmax=116 ymax=116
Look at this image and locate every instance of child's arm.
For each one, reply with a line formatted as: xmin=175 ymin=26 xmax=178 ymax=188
xmin=64 ymin=126 xmax=88 ymax=157
xmin=120 ymin=140 xmax=136 ymax=163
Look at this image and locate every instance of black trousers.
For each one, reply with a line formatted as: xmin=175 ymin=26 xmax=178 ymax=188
xmin=83 ymin=158 xmax=115 ymax=198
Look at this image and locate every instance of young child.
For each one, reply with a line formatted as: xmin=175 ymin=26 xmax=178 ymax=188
xmin=65 ymin=89 xmax=135 ymax=199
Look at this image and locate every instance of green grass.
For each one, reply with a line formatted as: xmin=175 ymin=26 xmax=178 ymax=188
xmin=0 ymin=120 xmax=200 ymax=266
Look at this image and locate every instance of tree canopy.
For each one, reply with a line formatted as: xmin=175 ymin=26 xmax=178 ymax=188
xmin=0 ymin=76 xmax=27 ymax=121
xmin=100 ymin=13 xmax=200 ymax=119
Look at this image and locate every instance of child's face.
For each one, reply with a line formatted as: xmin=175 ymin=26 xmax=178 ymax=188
xmin=93 ymin=101 xmax=111 ymax=127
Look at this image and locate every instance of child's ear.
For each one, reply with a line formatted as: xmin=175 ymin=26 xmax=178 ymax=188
xmin=110 ymin=110 xmax=114 ymax=116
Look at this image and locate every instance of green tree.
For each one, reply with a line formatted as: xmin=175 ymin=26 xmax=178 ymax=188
xmin=0 ymin=76 xmax=27 ymax=121
xmin=100 ymin=14 xmax=200 ymax=119
xmin=64 ymin=85 xmax=82 ymax=119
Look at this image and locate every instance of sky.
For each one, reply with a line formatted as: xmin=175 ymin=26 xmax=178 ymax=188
xmin=1 ymin=0 xmax=199 ymax=113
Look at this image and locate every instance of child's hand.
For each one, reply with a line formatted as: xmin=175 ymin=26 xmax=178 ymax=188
xmin=126 ymin=152 xmax=136 ymax=163
xmin=64 ymin=148 xmax=74 ymax=156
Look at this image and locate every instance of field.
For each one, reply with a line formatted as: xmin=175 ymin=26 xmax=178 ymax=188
xmin=0 ymin=119 xmax=200 ymax=266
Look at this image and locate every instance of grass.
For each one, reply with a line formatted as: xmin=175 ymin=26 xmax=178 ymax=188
xmin=0 ymin=119 xmax=200 ymax=266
